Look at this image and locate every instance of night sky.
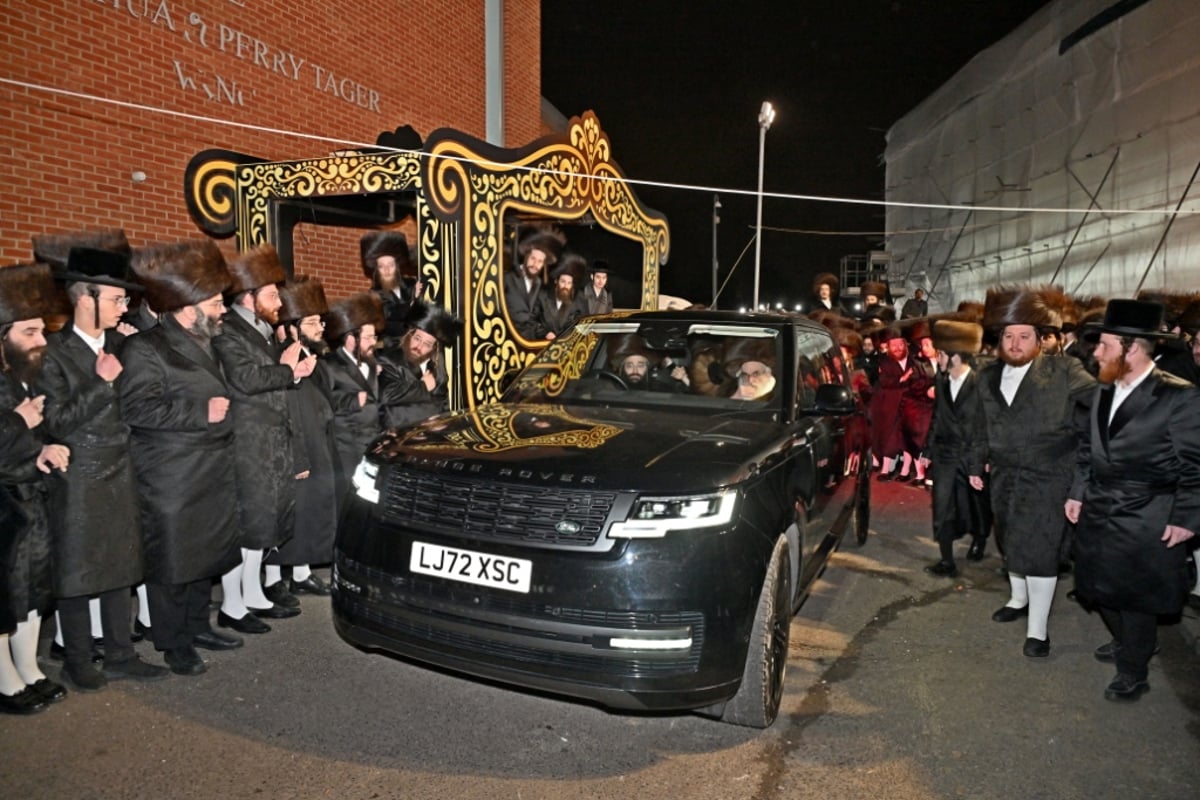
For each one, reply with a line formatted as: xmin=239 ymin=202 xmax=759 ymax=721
xmin=541 ymin=1 xmax=1051 ymax=308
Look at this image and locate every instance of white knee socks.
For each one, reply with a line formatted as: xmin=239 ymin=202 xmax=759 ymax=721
xmin=292 ymin=564 xmax=312 ymax=581
xmin=1006 ymin=573 xmax=1029 ymax=609
xmin=221 ymin=560 xmax=250 ymax=619
xmin=1026 ymin=576 xmax=1057 ymax=642
xmin=241 ymin=548 xmax=271 ymax=609
xmin=135 ymin=583 xmax=151 ymax=627
xmin=0 ymin=636 xmax=25 ymax=696
xmin=10 ymin=613 xmax=45 ymax=684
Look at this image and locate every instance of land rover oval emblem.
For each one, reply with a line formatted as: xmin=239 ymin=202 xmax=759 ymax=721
xmin=555 ymin=520 xmax=582 ymax=535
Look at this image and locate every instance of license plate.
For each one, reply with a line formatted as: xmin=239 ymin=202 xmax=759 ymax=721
xmin=409 ymin=541 xmax=533 ymax=594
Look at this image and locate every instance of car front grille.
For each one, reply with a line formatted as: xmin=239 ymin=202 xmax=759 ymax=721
xmin=377 ymin=468 xmax=616 ymax=546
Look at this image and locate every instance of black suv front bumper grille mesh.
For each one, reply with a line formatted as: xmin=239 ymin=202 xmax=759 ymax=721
xmin=378 ymin=469 xmax=616 ymax=546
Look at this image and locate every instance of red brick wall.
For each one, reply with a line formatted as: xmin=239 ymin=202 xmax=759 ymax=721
xmin=0 ymin=0 xmax=541 ymax=303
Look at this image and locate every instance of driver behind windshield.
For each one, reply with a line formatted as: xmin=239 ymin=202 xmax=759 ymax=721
xmin=609 ymin=334 xmax=690 ymax=392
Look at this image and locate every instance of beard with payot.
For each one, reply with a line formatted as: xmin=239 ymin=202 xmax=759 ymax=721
xmin=188 ymin=310 xmax=223 ymax=342
xmin=298 ymin=330 xmax=330 ymax=357
xmin=1096 ymin=351 xmax=1128 ymax=385
xmin=2 ymin=338 xmax=46 ymax=385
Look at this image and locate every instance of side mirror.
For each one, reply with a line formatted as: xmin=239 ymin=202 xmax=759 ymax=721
xmin=810 ymin=383 xmax=856 ymax=415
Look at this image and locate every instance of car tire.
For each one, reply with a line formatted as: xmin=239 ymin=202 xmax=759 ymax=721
xmin=853 ymin=461 xmax=871 ymax=547
xmin=721 ymin=535 xmax=791 ymax=728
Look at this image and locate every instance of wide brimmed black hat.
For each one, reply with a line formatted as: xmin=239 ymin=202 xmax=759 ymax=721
xmin=58 ymin=246 xmax=142 ymax=291
xmin=1090 ymin=299 xmax=1176 ymax=339
xmin=590 ymin=260 xmax=610 ymax=275
xmin=360 ymin=231 xmax=414 ymax=279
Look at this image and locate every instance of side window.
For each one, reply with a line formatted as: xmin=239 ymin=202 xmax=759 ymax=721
xmin=794 ymin=330 xmax=841 ymax=410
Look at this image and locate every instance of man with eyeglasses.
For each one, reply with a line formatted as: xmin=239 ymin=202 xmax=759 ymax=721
xmin=120 ymin=240 xmax=246 ymax=676
xmin=212 ymin=245 xmax=316 ymax=634
xmin=40 ymin=238 xmax=169 ymax=691
xmin=731 ymin=362 xmax=776 ymax=400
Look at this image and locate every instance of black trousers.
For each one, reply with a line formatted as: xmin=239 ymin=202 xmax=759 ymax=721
xmin=145 ymin=579 xmax=213 ymax=651
xmin=58 ymin=587 xmax=135 ymax=667
xmin=1098 ymin=605 xmax=1157 ymax=681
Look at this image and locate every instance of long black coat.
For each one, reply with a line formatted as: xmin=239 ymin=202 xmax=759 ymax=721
xmin=377 ymin=347 xmax=447 ymax=429
xmin=533 ymin=291 xmax=587 ymax=338
xmin=0 ymin=374 xmax=54 ymax=632
xmin=971 ymin=354 xmax=1095 ymax=576
xmin=503 ymin=269 xmax=546 ymax=340
xmin=928 ymin=368 xmax=990 ymax=542
xmin=1070 ymin=369 xmax=1200 ymax=614
xmin=212 ymin=312 xmax=296 ymax=550
xmin=119 ymin=316 xmax=240 ymax=585
xmin=268 ymin=360 xmax=338 ymax=566
xmin=40 ymin=325 xmax=143 ymax=598
xmin=324 ymin=348 xmax=381 ymax=506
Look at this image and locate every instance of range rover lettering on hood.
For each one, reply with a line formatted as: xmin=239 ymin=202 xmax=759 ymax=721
xmin=400 ymin=454 xmax=598 ymax=484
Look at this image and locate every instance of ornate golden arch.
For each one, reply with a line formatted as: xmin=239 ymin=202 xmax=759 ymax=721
xmin=424 ymin=111 xmax=669 ymax=411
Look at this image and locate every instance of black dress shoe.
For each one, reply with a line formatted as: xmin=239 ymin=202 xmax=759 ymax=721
xmin=263 ymin=581 xmax=300 ymax=608
xmin=49 ymin=640 xmax=104 ymax=664
xmin=991 ymin=605 xmax=1029 ymax=623
xmin=248 ymin=603 xmax=301 ymax=619
xmin=924 ymin=560 xmax=958 ymax=578
xmin=0 ymin=686 xmax=48 ymax=715
xmin=193 ymin=630 xmax=244 ymax=651
xmin=966 ymin=538 xmax=986 ymax=562
xmin=1104 ymin=672 xmax=1149 ymax=701
xmin=103 ymin=656 xmax=170 ymax=682
xmin=1023 ymin=636 xmax=1050 ymax=658
xmin=217 ymin=610 xmax=271 ymax=634
xmin=63 ymin=662 xmax=108 ymax=692
xmin=28 ymin=678 xmax=68 ymax=704
xmin=877 ymin=472 xmax=895 ymax=483
xmin=290 ymin=574 xmax=331 ymax=596
xmin=1093 ymin=640 xmax=1158 ymax=663
xmin=133 ymin=619 xmax=152 ymax=640
xmin=164 ymin=646 xmax=207 ymax=676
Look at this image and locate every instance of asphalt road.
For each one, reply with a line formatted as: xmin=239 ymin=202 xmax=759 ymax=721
xmin=2 ymin=480 xmax=1197 ymax=800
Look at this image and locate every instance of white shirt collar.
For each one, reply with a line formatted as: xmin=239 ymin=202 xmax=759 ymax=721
xmin=72 ymin=326 xmax=106 ymax=355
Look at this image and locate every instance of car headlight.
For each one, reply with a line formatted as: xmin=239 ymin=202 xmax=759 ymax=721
xmin=609 ymin=492 xmax=736 ymax=538
xmin=352 ymin=457 xmax=381 ymax=504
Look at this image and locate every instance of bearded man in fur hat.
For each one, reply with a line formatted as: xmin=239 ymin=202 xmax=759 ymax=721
xmin=969 ymin=285 xmax=1095 ymax=658
xmin=263 ymin=277 xmax=338 ymax=598
xmin=504 ymin=231 xmax=563 ymax=341
xmin=924 ymin=320 xmax=992 ymax=577
xmin=534 ymin=257 xmax=587 ymax=341
xmin=378 ymin=299 xmax=461 ymax=429
xmin=322 ymin=292 xmax=384 ymax=508
xmin=1064 ymin=300 xmax=1200 ymax=701
xmin=361 ymin=230 xmax=421 ymax=340
xmin=0 ymin=263 xmax=72 ymax=715
xmin=120 ymin=240 xmax=246 ymax=676
xmin=211 ymin=245 xmax=316 ymax=634
xmin=39 ymin=235 xmax=169 ymax=691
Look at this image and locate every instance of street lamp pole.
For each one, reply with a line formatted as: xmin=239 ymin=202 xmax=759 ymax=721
xmin=711 ymin=194 xmax=721 ymax=309
xmin=754 ymin=101 xmax=775 ymax=310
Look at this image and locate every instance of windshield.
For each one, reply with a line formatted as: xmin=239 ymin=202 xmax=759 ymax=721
xmin=503 ymin=320 xmax=783 ymax=418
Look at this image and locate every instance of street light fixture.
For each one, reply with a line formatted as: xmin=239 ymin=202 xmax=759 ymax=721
xmin=712 ymin=194 xmax=721 ymax=309
xmin=754 ymin=100 xmax=775 ymax=310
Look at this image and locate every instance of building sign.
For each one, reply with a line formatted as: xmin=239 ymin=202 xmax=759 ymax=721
xmin=94 ymin=0 xmax=381 ymax=112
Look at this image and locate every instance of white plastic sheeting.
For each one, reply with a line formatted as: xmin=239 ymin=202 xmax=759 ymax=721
xmin=884 ymin=0 xmax=1200 ymax=308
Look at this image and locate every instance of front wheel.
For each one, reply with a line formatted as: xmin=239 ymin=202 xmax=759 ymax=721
xmin=722 ymin=535 xmax=791 ymax=728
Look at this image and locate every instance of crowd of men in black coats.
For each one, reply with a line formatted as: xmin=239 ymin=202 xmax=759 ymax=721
xmin=0 ymin=228 xmax=460 ymax=715
xmin=810 ymin=273 xmax=1200 ymax=702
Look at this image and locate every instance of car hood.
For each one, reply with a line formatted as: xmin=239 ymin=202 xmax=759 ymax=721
xmin=367 ymin=403 xmax=796 ymax=493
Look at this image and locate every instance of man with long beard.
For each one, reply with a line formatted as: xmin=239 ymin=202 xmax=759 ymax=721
xmin=534 ymin=262 xmax=586 ymax=341
xmin=969 ymin=285 xmax=1095 ymax=658
xmin=121 ymin=240 xmax=245 ymax=676
xmin=1065 ymin=300 xmax=1200 ymax=700
xmin=211 ymin=245 xmax=316 ymax=634
xmin=0 ymin=262 xmax=71 ymax=715
xmin=378 ymin=299 xmax=461 ymax=429
xmin=504 ymin=231 xmax=562 ymax=341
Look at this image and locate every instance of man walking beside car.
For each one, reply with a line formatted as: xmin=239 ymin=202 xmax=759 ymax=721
xmin=969 ymin=285 xmax=1095 ymax=658
xmin=1064 ymin=299 xmax=1200 ymax=701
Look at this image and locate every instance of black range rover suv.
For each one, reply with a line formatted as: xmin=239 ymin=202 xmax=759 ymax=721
xmin=332 ymin=310 xmax=871 ymax=727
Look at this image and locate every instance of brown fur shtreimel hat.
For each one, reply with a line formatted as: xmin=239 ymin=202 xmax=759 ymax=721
xmin=931 ymin=319 xmax=983 ymax=355
xmin=132 ymin=239 xmax=231 ymax=313
xmin=227 ymin=244 xmax=287 ymax=295
xmin=325 ymin=291 xmax=385 ymax=344
xmin=279 ymin=276 xmax=329 ymax=323
xmin=0 ymin=263 xmax=63 ymax=326
xmin=981 ymin=284 xmax=1056 ymax=332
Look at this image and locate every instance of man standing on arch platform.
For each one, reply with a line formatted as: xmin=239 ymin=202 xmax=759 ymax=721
xmin=1065 ymin=299 xmax=1200 ymax=701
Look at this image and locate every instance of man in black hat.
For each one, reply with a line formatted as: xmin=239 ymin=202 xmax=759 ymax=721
xmin=582 ymin=260 xmax=613 ymax=316
xmin=1064 ymin=299 xmax=1200 ymax=701
xmin=504 ymin=232 xmax=562 ymax=341
xmin=40 ymin=242 xmax=169 ymax=690
xmin=378 ymin=299 xmax=462 ymax=429
xmin=0 ymin=263 xmax=72 ymax=715
xmin=120 ymin=240 xmax=245 ymax=676
xmin=212 ymin=245 xmax=316 ymax=633
xmin=970 ymin=285 xmax=1095 ymax=659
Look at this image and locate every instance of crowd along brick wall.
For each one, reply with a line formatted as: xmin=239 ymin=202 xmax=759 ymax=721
xmin=0 ymin=0 xmax=542 ymax=304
